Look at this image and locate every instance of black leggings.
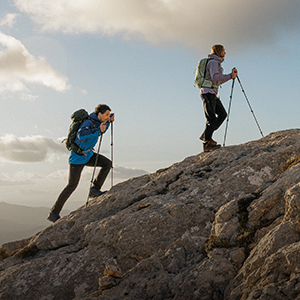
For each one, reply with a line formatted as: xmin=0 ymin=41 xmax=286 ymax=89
xmin=200 ymin=93 xmax=227 ymax=142
xmin=51 ymin=153 xmax=112 ymax=214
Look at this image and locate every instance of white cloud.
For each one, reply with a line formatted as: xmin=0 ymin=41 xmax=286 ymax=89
xmin=13 ymin=0 xmax=300 ymax=52
xmin=47 ymin=165 xmax=148 ymax=181
xmin=19 ymin=93 xmax=39 ymax=102
xmin=0 ymin=31 xmax=70 ymax=93
xmin=113 ymin=165 xmax=148 ymax=179
xmin=0 ymin=13 xmax=19 ymax=28
xmin=47 ymin=169 xmax=68 ymax=180
xmin=0 ymin=170 xmax=40 ymax=186
xmin=47 ymin=167 xmax=93 ymax=181
xmin=0 ymin=134 xmax=68 ymax=163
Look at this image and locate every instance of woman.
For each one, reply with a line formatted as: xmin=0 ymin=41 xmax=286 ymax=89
xmin=199 ymin=44 xmax=237 ymax=152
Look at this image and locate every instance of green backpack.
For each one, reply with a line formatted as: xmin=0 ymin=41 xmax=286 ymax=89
xmin=194 ymin=58 xmax=218 ymax=89
xmin=65 ymin=109 xmax=94 ymax=156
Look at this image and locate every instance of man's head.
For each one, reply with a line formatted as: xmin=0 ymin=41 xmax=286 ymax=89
xmin=95 ymin=104 xmax=111 ymax=122
xmin=211 ymin=44 xmax=225 ymax=58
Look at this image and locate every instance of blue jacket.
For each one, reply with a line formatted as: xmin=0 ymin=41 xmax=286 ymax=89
xmin=69 ymin=112 xmax=110 ymax=165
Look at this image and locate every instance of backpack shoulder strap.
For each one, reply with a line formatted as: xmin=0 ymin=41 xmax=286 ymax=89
xmin=87 ymin=117 xmax=96 ymax=128
xmin=205 ymin=59 xmax=220 ymax=89
xmin=203 ymin=58 xmax=211 ymax=78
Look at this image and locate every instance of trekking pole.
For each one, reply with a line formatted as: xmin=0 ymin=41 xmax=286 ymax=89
xmin=236 ymin=75 xmax=264 ymax=138
xmin=223 ymin=77 xmax=235 ymax=146
xmin=110 ymin=121 xmax=113 ymax=188
xmin=86 ymin=133 xmax=104 ymax=206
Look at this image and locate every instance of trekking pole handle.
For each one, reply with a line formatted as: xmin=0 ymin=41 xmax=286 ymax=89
xmin=231 ymin=67 xmax=237 ymax=79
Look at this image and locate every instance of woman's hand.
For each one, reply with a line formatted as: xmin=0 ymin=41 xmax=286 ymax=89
xmin=231 ymin=68 xmax=237 ymax=79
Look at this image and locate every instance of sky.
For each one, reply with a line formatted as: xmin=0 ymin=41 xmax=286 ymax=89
xmin=0 ymin=0 xmax=300 ymax=211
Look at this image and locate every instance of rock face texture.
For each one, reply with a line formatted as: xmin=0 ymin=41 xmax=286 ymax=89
xmin=1 ymin=129 xmax=300 ymax=300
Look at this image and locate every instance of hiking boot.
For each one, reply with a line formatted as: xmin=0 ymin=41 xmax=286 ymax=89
xmin=203 ymin=140 xmax=221 ymax=152
xmin=89 ymin=187 xmax=107 ymax=198
xmin=209 ymin=139 xmax=218 ymax=146
xmin=47 ymin=212 xmax=60 ymax=223
xmin=199 ymin=135 xmax=217 ymax=146
xmin=199 ymin=133 xmax=205 ymax=141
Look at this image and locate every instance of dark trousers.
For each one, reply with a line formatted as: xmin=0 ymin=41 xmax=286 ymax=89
xmin=51 ymin=153 xmax=112 ymax=214
xmin=200 ymin=93 xmax=227 ymax=142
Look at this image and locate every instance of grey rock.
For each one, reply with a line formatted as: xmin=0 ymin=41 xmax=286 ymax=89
xmin=1 ymin=129 xmax=300 ymax=300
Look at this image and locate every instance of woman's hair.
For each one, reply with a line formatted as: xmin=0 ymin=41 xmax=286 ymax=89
xmin=211 ymin=44 xmax=224 ymax=57
xmin=95 ymin=104 xmax=111 ymax=114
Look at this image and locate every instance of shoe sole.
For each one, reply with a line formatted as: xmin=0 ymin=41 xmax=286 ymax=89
xmin=203 ymin=145 xmax=221 ymax=153
xmin=47 ymin=213 xmax=60 ymax=223
xmin=47 ymin=216 xmax=60 ymax=223
xmin=89 ymin=191 xmax=106 ymax=198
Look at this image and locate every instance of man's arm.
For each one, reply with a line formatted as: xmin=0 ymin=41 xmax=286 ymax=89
xmin=77 ymin=120 xmax=100 ymax=139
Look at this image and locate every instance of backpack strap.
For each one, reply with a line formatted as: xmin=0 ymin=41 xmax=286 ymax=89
xmin=88 ymin=117 xmax=96 ymax=128
xmin=77 ymin=117 xmax=98 ymax=157
xmin=203 ymin=58 xmax=219 ymax=89
xmin=75 ymin=116 xmax=97 ymax=147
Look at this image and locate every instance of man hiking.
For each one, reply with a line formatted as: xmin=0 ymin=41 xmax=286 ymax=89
xmin=47 ymin=104 xmax=114 ymax=223
xmin=198 ymin=44 xmax=237 ymax=152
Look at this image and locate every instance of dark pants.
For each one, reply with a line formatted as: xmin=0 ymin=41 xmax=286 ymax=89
xmin=200 ymin=93 xmax=227 ymax=142
xmin=51 ymin=153 xmax=112 ymax=214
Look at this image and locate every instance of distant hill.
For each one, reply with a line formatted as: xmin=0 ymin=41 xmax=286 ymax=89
xmin=0 ymin=202 xmax=69 ymax=245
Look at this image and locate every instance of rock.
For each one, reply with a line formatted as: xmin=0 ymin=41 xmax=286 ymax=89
xmin=1 ymin=237 xmax=32 ymax=255
xmin=103 ymin=259 xmax=122 ymax=278
xmin=1 ymin=129 xmax=300 ymax=300
xmin=99 ymin=275 xmax=120 ymax=291
xmin=211 ymin=194 xmax=256 ymax=244
xmin=173 ymin=248 xmax=237 ymax=300
xmin=284 ymin=182 xmax=300 ymax=220
xmin=224 ymin=170 xmax=300 ymax=299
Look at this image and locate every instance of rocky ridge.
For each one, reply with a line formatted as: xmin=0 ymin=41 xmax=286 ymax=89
xmin=1 ymin=129 xmax=300 ymax=300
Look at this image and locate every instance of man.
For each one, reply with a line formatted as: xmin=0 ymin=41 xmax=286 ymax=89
xmin=47 ymin=104 xmax=114 ymax=223
xmin=199 ymin=44 xmax=237 ymax=152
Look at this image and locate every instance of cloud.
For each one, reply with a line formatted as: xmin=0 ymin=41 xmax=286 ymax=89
xmin=113 ymin=165 xmax=148 ymax=179
xmin=0 ymin=31 xmax=69 ymax=93
xmin=47 ymin=168 xmax=96 ymax=181
xmin=13 ymin=0 xmax=300 ymax=52
xmin=80 ymin=89 xmax=88 ymax=95
xmin=47 ymin=169 xmax=68 ymax=180
xmin=47 ymin=165 xmax=148 ymax=181
xmin=0 ymin=170 xmax=40 ymax=186
xmin=0 ymin=134 xmax=68 ymax=163
xmin=0 ymin=13 xmax=19 ymax=28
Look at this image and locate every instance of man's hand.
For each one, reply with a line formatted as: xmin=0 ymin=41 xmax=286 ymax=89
xmin=100 ymin=122 xmax=107 ymax=133
xmin=231 ymin=68 xmax=237 ymax=79
xmin=109 ymin=113 xmax=115 ymax=123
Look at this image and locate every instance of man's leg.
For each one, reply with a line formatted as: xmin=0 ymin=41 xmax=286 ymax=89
xmin=51 ymin=164 xmax=84 ymax=215
xmin=86 ymin=153 xmax=112 ymax=191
